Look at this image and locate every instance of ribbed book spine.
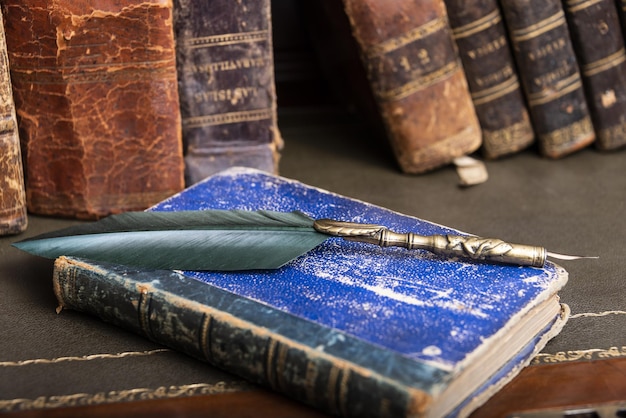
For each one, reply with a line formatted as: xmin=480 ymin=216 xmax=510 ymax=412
xmin=564 ymin=0 xmax=626 ymax=151
xmin=341 ymin=0 xmax=481 ymax=174
xmin=445 ymin=0 xmax=535 ymax=159
xmin=499 ymin=0 xmax=595 ymax=157
xmin=173 ymin=0 xmax=282 ymax=185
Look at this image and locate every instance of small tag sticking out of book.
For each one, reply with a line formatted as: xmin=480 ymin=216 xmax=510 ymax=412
xmin=454 ymin=155 xmax=488 ymax=186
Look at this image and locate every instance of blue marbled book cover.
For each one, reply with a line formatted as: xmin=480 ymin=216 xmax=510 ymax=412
xmin=148 ymin=167 xmax=568 ymax=416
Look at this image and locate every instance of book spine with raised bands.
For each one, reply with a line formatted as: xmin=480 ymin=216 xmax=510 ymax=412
xmin=0 ymin=11 xmax=26 ymax=236
xmin=564 ymin=0 xmax=626 ymax=151
xmin=341 ymin=0 xmax=481 ymax=174
xmin=499 ymin=0 xmax=595 ymax=158
xmin=445 ymin=0 xmax=535 ymax=159
xmin=173 ymin=0 xmax=282 ymax=185
xmin=52 ymin=257 xmax=430 ymax=418
xmin=2 ymin=0 xmax=185 ymax=219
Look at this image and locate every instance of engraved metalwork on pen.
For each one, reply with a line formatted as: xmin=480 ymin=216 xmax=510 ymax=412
xmin=313 ymin=219 xmax=547 ymax=267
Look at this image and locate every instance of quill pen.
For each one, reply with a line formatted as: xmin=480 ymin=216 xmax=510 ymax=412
xmin=13 ymin=210 xmax=592 ymax=270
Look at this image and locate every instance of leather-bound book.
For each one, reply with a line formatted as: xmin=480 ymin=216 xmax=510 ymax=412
xmin=445 ymin=0 xmax=535 ymax=159
xmin=564 ymin=0 xmax=626 ymax=151
xmin=0 ymin=11 xmax=26 ymax=235
xmin=341 ymin=0 xmax=482 ymax=174
xmin=499 ymin=0 xmax=595 ymax=158
xmin=173 ymin=0 xmax=282 ymax=185
xmin=2 ymin=0 xmax=185 ymax=219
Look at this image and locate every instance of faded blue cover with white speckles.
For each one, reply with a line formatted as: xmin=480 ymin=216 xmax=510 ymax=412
xmin=150 ymin=167 xmax=568 ymax=416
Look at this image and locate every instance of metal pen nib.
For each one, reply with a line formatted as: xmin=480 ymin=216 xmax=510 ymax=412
xmin=313 ymin=219 xmax=593 ymax=267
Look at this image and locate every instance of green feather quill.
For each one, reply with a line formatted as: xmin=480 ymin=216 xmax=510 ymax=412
xmin=13 ymin=210 xmax=329 ymax=271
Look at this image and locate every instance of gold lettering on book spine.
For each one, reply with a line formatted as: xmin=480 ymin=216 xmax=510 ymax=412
xmin=365 ymin=17 xmax=461 ymax=101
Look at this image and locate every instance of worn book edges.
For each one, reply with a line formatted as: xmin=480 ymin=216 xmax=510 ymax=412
xmin=340 ymin=0 xmax=482 ymax=174
xmin=563 ymin=0 xmax=626 ymax=151
xmin=1 ymin=0 xmax=185 ymax=219
xmin=0 ymin=11 xmax=26 ymax=235
xmin=445 ymin=0 xmax=535 ymax=159
xmin=173 ymin=0 xmax=282 ymax=185
xmin=499 ymin=0 xmax=595 ymax=158
xmin=51 ymin=167 xmax=569 ymax=417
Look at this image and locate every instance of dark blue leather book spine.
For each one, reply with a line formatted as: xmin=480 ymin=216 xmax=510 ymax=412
xmin=53 ymin=256 xmax=446 ymax=417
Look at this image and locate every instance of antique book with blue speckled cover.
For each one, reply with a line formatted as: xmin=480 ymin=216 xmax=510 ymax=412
xmin=52 ymin=167 xmax=569 ymax=417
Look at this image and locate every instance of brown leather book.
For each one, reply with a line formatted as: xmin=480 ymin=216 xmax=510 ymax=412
xmin=341 ymin=0 xmax=482 ymax=174
xmin=174 ymin=0 xmax=282 ymax=185
xmin=2 ymin=0 xmax=185 ymax=219
xmin=564 ymin=0 xmax=626 ymax=151
xmin=0 ymin=11 xmax=26 ymax=235
xmin=445 ymin=0 xmax=535 ymax=159
xmin=499 ymin=0 xmax=595 ymax=158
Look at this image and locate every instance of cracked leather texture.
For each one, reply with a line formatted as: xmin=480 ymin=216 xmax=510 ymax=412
xmin=2 ymin=0 xmax=184 ymax=219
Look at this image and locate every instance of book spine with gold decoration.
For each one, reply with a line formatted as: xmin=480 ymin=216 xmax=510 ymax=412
xmin=341 ymin=0 xmax=482 ymax=174
xmin=445 ymin=0 xmax=535 ymax=159
xmin=0 ymin=11 xmax=26 ymax=235
xmin=564 ymin=0 xmax=626 ymax=151
xmin=499 ymin=0 xmax=595 ymax=158
xmin=173 ymin=0 xmax=282 ymax=185
xmin=2 ymin=0 xmax=185 ymax=220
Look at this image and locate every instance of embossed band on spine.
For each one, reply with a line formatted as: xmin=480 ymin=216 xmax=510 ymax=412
xmin=526 ymin=73 xmax=583 ymax=106
xmin=581 ymin=48 xmax=626 ymax=77
xmin=365 ymin=18 xmax=448 ymax=58
xmin=364 ymin=16 xmax=461 ymax=101
xmin=182 ymin=108 xmax=274 ymax=128
xmin=184 ymin=30 xmax=269 ymax=49
xmin=510 ymin=10 xmax=566 ymax=42
xmin=451 ymin=9 xmax=502 ymax=39
xmin=471 ymin=75 xmax=522 ymax=105
xmin=564 ymin=0 xmax=605 ymax=12
xmin=137 ymin=288 xmax=154 ymax=341
xmin=10 ymin=60 xmax=177 ymax=85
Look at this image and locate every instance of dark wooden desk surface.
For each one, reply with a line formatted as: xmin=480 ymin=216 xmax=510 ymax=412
xmin=2 ymin=109 xmax=625 ymax=417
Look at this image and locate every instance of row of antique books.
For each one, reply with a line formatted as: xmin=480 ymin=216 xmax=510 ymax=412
xmin=302 ymin=0 xmax=626 ymax=169
xmin=2 ymin=0 xmax=626 ymax=235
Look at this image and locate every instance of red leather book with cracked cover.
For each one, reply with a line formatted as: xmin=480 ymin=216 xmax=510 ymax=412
xmin=2 ymin=0 xmax=185 ymax=219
